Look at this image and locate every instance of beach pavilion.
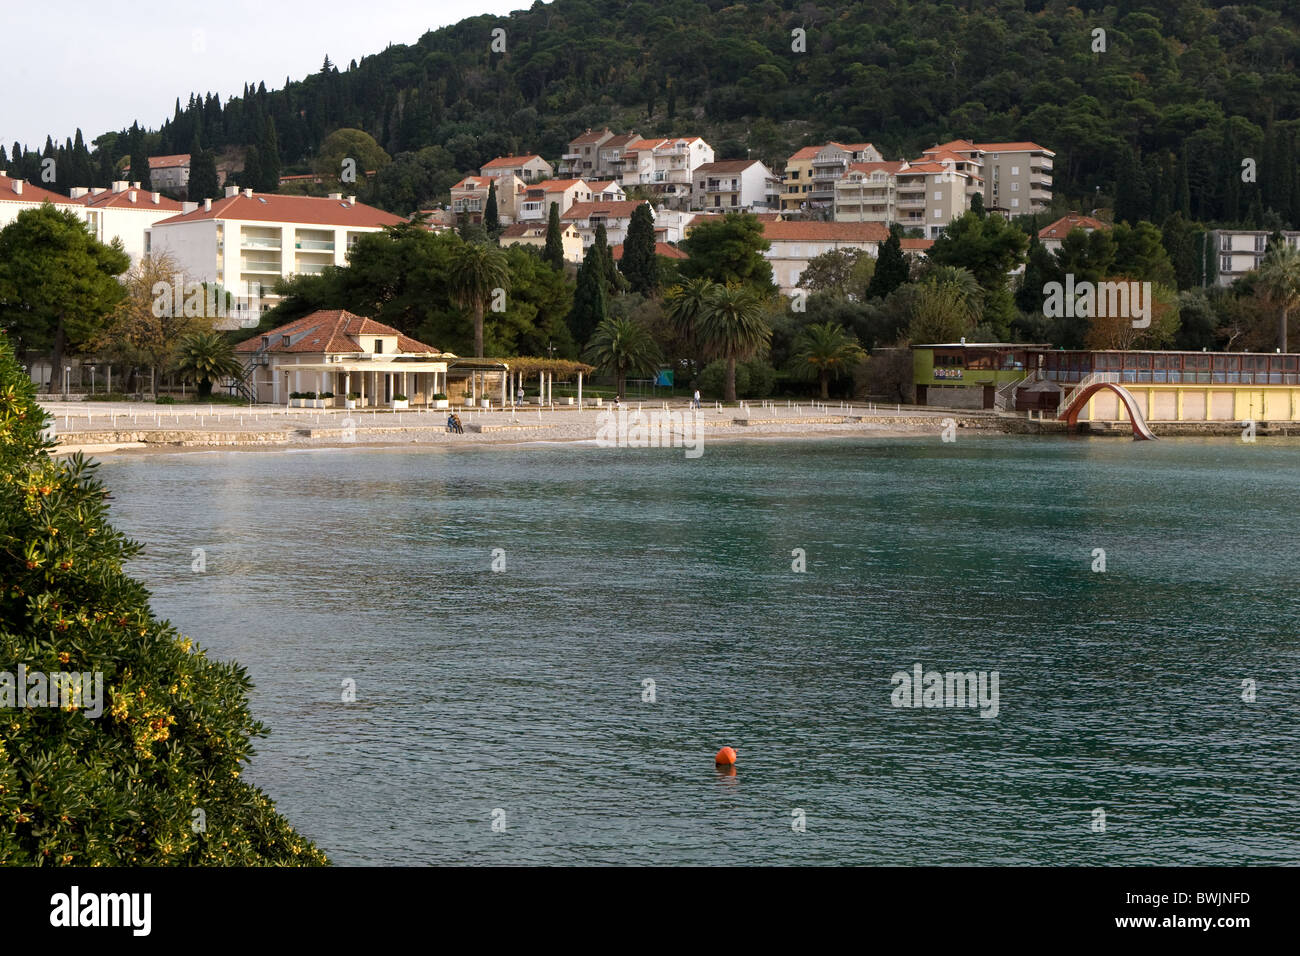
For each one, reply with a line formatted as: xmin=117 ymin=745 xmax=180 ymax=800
xmin=233 ymin=310 xmax=455 ymax=407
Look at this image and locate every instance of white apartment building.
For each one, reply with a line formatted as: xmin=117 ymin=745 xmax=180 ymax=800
xmin=692 ymin=159 xmax=781 ymax=211
xmin=651 ymin=205 xmax=695 ymax=245
xmin=1213 ymin=230 xmax=1300 ymax=286
xmin=0 ymin=172 xmax=84 ymax=231
xmin=69 ymin=181 xmax=184 ymax=264
xmin=833 ymin=161 xmax=908 ymax=223
xmin=518 ymin=179 xmax=593 ymax=222
xmin=449 ymin=173 xmax=526 ymax=225
xmin=559 ymin=128 xmax=615 ymax=179
xmin=619 ymin=137 xmax=714 ymax=207
xmin=146 ymin=186 xmax=406 ymax=328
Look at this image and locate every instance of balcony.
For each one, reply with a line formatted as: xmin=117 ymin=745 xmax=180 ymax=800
xmin=896 ymin=197 xmax=926 ymax=209
xmin=240 ymin=237 xmax=281 ymax=250
xmin=294 ymin=239 xmax=335 ymax=252
xmin=562 ymin=152 xmax=581 ymax=160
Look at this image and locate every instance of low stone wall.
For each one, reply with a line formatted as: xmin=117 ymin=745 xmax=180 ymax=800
xmin=56 ymin=430 xmax=292 ymax=446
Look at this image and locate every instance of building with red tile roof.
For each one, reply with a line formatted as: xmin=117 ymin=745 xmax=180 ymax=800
xmin=610 ymin=241 xmax=688 ymax=260
xmin=147 ymin=153 xmax=191 ymax=191
xmin=761 ymin=220 xmax=890 ymax=294
xmin=1038 ymin=213 xmax=1107 ymax=251
xmin=480 ymin=154 xmax=554 ymax=183
xmin=233 ymin=309 xmax=452 ymax=406
xmin=147 ymin=187 xmax=407 ymax=327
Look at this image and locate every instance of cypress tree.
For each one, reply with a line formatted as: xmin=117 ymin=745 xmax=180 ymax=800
xmin=484 ymin=179 xmax=501 ymax=241
xmin=619 ymin=202 xmax=659 ymax=294
xmin=259 ymin=117 xmax=280 ymax=192
xmin=867 ymin=224 xmax=910 ymax=299
xmin=543 ymin=201 xmax=565 ymax=269
xmin=567 ymin=243 xmax=610 ymax=347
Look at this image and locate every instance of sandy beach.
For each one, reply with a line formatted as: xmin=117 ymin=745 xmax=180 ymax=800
xmin=39 ymin=399 xmax=1004 ymax=455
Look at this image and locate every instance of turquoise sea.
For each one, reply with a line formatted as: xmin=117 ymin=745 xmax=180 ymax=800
xmin=97 ymin=435 xmax=1300 ymax=865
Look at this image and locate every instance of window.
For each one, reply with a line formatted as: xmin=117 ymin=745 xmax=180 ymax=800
xmin=1220 ymin=255 xmax=1233 ymax=273
xmin=374 ymin=339 xmax=383 ymax=354
xmin=1255 ymin=235 xmax=1267 ymax=252
xmin=1011 ymin=166 xmax=1020 ymax=175
xmin=1220 ymin=234 xmax=1232 ymax=250
xmin=1011 ymin=182 xmax=1019 ymax=191
xmin=933 ymin=209 xmax=942 ymax=219
xmin=1010 ymin=199 xmax=1020 ymax=208
xmin=934 ymin=191 xmax=942 ymax=201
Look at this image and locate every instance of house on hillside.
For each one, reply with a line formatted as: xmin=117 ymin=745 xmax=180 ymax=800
xmin=480 ymin=154 xmax=554 ymax=184
xmin=501 ymin=221 xmax=584 ymax=263
xmin=761 ymin=220 xmax=889 ymax=294
xmin=691 ymin=159 xmax=781 ymax=211
xmin=148 ymin=154 xmax=191 ymax=192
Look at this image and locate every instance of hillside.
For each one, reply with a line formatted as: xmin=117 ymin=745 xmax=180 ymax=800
xmin=7 ymin=0 xmax=1300 ymax=227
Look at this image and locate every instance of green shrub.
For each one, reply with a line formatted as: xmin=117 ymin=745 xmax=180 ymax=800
xmin=347 ymin=392 xmax=360 ymax=400
xmin=0 ymin=337 xmax=327 ymax=866
xmin=319 ymin=392 xmax=334 ymax=399
xmin=154 ymin=395 xmax=176 ymax=405
xmin=697 ymin=359 xmax=776 ymax=399
xmin=431 ymin=393 xmax=448 ymax=400
xmin=392 ymin=394 xmax=407 ymax=402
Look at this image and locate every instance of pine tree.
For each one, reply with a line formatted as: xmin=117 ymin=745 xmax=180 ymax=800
xmin=543 ymin=201 xmax=565 ymax=270
xmin=619 ymin=202 xmax=659 ymax=294
xmin=127 ymin=123 xmax=148 ymax=187
xmin=241 ymin=145 xmax=262 ymax=191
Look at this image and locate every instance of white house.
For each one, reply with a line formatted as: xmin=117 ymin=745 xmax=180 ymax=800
xmin=692 ymin=159 xmax=782 ymax=211
xmin=147 ymin=186 xmax=406 ymax=328
xmin=500 ymin=221 xmax=584 ymax=263
xmin=518 ymin=179 xmax=593 ymax=222
xmin=0 ymin=172 xmax=83 ymax=231
xmin=233 ymin=309 xmax=453 ymax=407
xmin=480 ymin=154 xmax=554 ymax=184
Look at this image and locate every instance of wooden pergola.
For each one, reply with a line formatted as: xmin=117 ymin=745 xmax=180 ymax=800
xmin=477 ymin=356 xmax=596 ymax=405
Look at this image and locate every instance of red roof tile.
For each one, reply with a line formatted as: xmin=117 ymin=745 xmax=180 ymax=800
xmin=610 ymin=241 xmax=688 ymax=260
xmin=148 ymin=154 xmax=190 ymax=168
xmin=73 ymin=187 xmax=183 ymax=210
xmin=561 ymin=200 xmax=651 ymax=220
xmin=1039 ymin=214 xmax=1108 ymax=240
xmin=763 ymin=221 xmax=889 ymax=242
xmin=234 ymin=310 xmax=443 ymax=354
xmin=482 ymin=154 xmax=546 ymax=169
xmin=974 ymin=142 xmax=1054 ymax=154
xmin=153 ymin=192 xmax=405 ymax=228
xmin=0 ymin=173 xmax=76 ymax=205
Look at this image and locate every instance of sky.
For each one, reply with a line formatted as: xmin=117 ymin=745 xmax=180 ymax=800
xmin=1 ymin=0 xmax=525 ymax=150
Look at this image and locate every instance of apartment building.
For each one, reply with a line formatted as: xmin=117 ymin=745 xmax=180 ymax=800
xmin=833 ymin=161 xmax=908 ymax=223
xmin=779 ymin=146 xmax=820 ymax=211
xmin=69 ymin=181 xmax=185 ymax=264
xmin=561 ymin=199 xmax=653 ymax=247
xmin=148 ymin=154 xmax=191 ymax=193
xmin=975 ymin=142 xmax=1054 ymax=215
xmin=691 ymin=159 xmax=781 ymax=211
xmin=894 ymin=147 xmax=982 ymax=239
xmin=1038 ymin=213 xmax=1107 ymax=254
xmin=450 ymin=173 xmax=527 ymax=225
xmin=517 ymin=179 xmax=593 ymax=222
xmin=146 ymin=186 xmax=406 ymax=327
xmin=1212 ymin=230 xmax=1300 ymax=286
xmin=558 ymin=128 xmax=615 ymax=179
xmin=480 ymin=154 xmax=554 ymax=184
xmin=761 ymin=220 xmax=889 ymax=294
xmin=619 ymin=137 xmax=714 ymax=207
xmin=0 ymin=171 xmax=84 ymax=230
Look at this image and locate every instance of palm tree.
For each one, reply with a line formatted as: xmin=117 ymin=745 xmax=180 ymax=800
xmin=1256 ymin=244 xmax=1300 ymax=352
xmin=447 ymin=240 xmax=510 ymax=357
xmin=696 ymin=283 xmax=772 ymax=403
xmin=909 ymin=266 xmax=983 ymax=343
xmin=664 ymin=277 xmax=716 ymax=343
xmin=790 ymin=322 xmax=867 ymax=399
xmin=173 ymin=332 xmax=243 ymax=398
xmin=584 ymin=316 xmax=662 ymax=400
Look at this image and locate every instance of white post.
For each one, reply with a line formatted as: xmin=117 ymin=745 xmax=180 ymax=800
xmin=577 ymin=371 xmax=583 ymax=408
xmin=500 ymin=370 xmax=506 ymax=407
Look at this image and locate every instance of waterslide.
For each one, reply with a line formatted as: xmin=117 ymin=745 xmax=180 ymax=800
xmin=1058 ymin=380 xmax=1158 ymax=441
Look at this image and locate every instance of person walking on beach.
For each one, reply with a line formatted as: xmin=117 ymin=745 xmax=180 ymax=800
xmin=692 ymin=389 xmax=701 ymax=410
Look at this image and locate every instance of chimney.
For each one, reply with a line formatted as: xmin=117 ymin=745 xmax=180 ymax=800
xmin=204 ymin=198 xmax=212 ymax=212
xmin=131 ymin=181 xmax=141 ymax=190
xmin=129 ymin=191 xmax=137 ymax=203
xmin=70 ymin=187 xmax=89 ymax=199
xmin=112 ymin=180 xmax=128 ymax=193
xmin=151 ymin=192 xmax=160 ymax=204
xmin=90 ymin=187 xmax=105 ymax=195
xmin=347 ymin=195 xmax=356 ymax=206
xmin=328 ymin=192 xmax=342 ymax=200
xmin=225 ymin=185 xmax=240 ymax=198
xmin=182 ymin=201 xmax=198 ymax=214
xmin=12 ymin=179 xmax=23 ymax=196
xmin=242 ymin=188 xmax=252 ymax=198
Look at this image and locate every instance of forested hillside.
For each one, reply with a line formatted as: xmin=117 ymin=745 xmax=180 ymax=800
xmin=6 ymin=0 xmax=1300 ymax=226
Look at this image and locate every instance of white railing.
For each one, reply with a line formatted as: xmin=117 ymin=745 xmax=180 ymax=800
xmin=1056 ymin=371 xmax=1120 ymax=419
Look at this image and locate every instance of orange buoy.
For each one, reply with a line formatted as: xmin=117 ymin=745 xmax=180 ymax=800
xmin=714 ymin=746 xmax=737 ymax=766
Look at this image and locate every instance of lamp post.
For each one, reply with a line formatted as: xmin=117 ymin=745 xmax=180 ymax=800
xmin=89 ymin=365 xmax=96 ymax=395
xmin=63 ymin=366 xmax=71 ymax=400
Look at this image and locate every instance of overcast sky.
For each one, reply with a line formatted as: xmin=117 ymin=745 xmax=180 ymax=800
xmin=2 ymin=0 xmax=525 ymax=150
